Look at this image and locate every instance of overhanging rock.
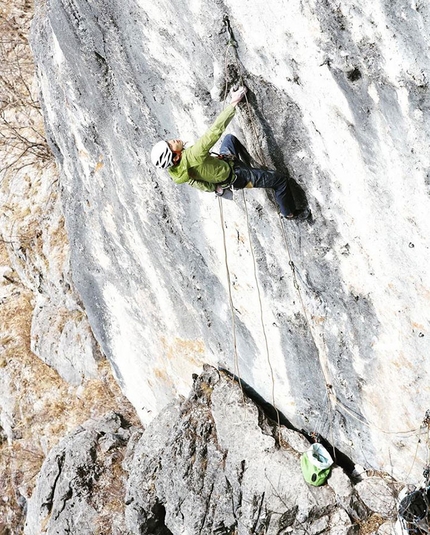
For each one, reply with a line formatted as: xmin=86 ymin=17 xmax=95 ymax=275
xmin=30 ymin=0 xmax=430 ymax=481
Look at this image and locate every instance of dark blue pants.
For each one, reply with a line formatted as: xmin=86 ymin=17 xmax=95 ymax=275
xmin=219 ymin=134 xmax=296 ymax=217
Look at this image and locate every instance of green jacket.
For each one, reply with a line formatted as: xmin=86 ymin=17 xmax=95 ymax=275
xmin=168 ymin=104 xmax=236 ymax=192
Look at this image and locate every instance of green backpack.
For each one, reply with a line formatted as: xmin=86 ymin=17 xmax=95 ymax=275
xmin=300 ymin=443 xmax=334 ymax=486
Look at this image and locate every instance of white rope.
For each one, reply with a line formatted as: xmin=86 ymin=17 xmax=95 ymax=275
xmin=241 ymin=189 xmax=281 ymax=429
xmin=221 ymin=24 xmax=423 ymax=455
xmin=218 ymin=196 xmax=243 ymax=393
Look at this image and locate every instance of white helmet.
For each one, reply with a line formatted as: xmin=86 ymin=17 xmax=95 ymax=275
xmin=151 ymin=140 xmax=174 ymax=169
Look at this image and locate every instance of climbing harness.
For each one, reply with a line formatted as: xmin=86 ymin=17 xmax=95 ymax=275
xmin=210 ymin=152 xmax=235 ymax=186
xmin=211 ymin=151 xmax=236 ymax=162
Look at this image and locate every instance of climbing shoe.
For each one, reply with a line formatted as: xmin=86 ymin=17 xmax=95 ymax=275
xmin=283 ymin=208 xmax=311 ymax=221
xmin=293 ymin=208 xmax=311 ymax=220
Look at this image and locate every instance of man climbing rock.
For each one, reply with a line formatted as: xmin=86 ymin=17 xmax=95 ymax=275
xmin=151 ymin=87 xmax=309 ymax=220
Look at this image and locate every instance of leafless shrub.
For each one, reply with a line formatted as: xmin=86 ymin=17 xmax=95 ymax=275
xmin=0 ymin=1 xmax=52 ymax=183
xmin=0 ymin=4 xmax=140 ymax=534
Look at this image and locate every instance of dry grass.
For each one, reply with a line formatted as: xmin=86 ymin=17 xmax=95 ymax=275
xmin=0 ymin=0 xmax=56 ymax=290
xmin=92 ymin=447 xmax=130 ymax=535
xmin=0 ymin=0 xmax=52 ymax=181
xmin=0 ymin=2 xmax=140 ymax=534
xmin=357 ymin=513 xmax=386 ymax=534
xmin=0 ymin=260 xmax=139 ymax=532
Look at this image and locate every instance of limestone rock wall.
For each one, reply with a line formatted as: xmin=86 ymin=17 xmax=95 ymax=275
xmin=0 ymin=164 xmax=101 ymax=384
xmin=30 ymin=0 xmax=430 ymax=482
xmin=25 ymin=369 xmax=399 ymax=535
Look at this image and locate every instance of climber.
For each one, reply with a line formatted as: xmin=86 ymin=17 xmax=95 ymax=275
xmin=151 ymin=86 xmax=309 ymax=220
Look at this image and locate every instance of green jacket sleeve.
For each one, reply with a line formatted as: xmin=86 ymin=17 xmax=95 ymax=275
xmin=167 ymin=104 xmax=236 ymax=189
xmin=187 ymin=104 xmax=236 ymax=163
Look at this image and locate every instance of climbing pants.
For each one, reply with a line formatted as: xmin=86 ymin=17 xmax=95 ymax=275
xmin=219 ymin=134 xmax=296 ymax=218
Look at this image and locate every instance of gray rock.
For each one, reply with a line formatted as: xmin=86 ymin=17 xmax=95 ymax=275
xmin=24 ymin=412 xmax=134 ymax=535
xmin=328 ymin=466 xmax=354 ymax=499
xmin=355 ymin=477 xmax=397 ymax=517
xmin=30 ymin=294 xmax=100 ymax=384
xmin=378 ymin=521 xmax=396 ymax=534
xmin=124 ymin=367 xmax=354 ymax=535
xmin=24 ymin=369 xmax=401 ymax=535
xmin=30 ymin=0 xmax=430 ymax=482
xmin=279 ymin=427 xmax=312 ymax=454
xmin=327 ymin=509 xmax=356 ymax=535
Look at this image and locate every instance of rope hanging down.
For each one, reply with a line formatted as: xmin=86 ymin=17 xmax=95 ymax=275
xmin=219 ymin=16 xmax=281 ymax=429
xmin=218 ymin=195 xmax=242 ymax=394
xmin=221 ymin=15 xmax=320 ymax=436
xmin=242 ymin=189 xmax=280 ymax=429
xmin=219 ymin=16 xmax=422 ymax=453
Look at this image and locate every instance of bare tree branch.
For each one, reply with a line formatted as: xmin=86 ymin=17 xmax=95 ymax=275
xmin=0 ymin=6 xmax=52 ymax=179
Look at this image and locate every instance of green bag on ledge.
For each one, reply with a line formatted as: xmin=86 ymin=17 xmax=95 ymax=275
xmin=301 ymin=443 xmax=334 ymax=486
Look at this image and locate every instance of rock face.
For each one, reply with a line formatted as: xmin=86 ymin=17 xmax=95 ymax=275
xmin=30 ymin=0 xmax=430 ymax=481
xmin=24 ymin=412 xmax=134 ymax=535
xmin=26 ymin=368 xmax=400 ymax=534
xmin=124 ymin=367 xmax=356 ymax=534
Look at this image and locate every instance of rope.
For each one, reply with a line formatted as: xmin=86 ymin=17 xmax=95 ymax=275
xmin=241 ymin=189 xmax=280 ymax=429
xmin=220 ymin=18 xmax=423 ymax=464
xmin=334 ymin=397 xmax=421 ymax=437
xmin=405 ymin=430 xmax=426 ymax=483
xmin=221 ymin=18 xmax=329 ymax=438
xmin=227 ymin=44 xmax=335 ymax=438
xmin=278 ymin=215 xmax=338 ymax=439
xmin=313 ymin=390 xmax=329 ymax=439
xmin=404 ymin=413 xmax=430 ymax=484
xmin=221 ymin=19 xmax=282 ymax=430
xmin=218 ymin=27 xmax=248 ymax=397
xmin=218 ymin=195 xmax=243 ymax=393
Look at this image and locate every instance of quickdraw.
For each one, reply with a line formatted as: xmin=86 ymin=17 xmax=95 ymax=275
xmin=222 ymin=15 xmax=238 ymax=48
xmin=210 ymin=151 xmax=236 ymax=162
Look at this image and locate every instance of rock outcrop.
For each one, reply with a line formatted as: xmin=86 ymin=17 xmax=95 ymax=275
xmin=26 ymin=368 xmax=401 ymax=534
xmin=30 ymin=0 xmax=430 ymax=483
xmin=0 ymin=2 xmax=142 ymax=531
xmin=24 ymin=412 xmax=134 ymax=535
